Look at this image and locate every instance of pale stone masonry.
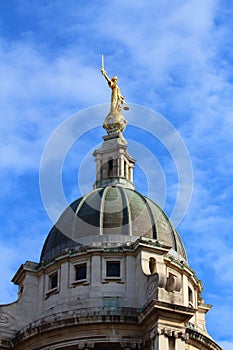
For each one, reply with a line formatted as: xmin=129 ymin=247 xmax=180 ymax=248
xmin=0 ymin=114 xmax=222 ymax=350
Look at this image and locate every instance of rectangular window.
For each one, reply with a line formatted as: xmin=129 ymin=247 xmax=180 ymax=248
xmin=108 ymin=159 xmax=113 ymax=177
xmin=75 ymin=263 xmax=87 ymax=281
xmin=188 ymin=286 xmax=194 ymax=306
xmin=106 ymin=261 xmax=120 ymax=278
xmin=49 ymin=272 xmax=58 ymax=290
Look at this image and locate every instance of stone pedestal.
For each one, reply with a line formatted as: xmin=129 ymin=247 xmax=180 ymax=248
xmin=103 ymin=112 xmax=127 ymax=134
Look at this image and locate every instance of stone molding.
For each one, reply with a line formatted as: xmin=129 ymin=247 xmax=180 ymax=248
xmin=157 ymin=327 xmax=188 ymax=341
xmin=186 ymin=328 xmax=223 ymax=350
xmin=77 ymin=341 xmax=94 ymax=349
xmin=149 ymin=327 xmax=188 ymax=341
xmin=13 ymin=307 xmax=140 ymax=345
xmin=0 ymin=313 xmax=16 ymax=328
xmin=120 ymin=341 xmax=140 ymax=350
xmin=0 ymin=340 xmax=11 ymax=349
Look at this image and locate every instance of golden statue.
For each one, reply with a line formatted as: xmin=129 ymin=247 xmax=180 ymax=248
xmin=100 ymin=55 xmax=128 ymax=134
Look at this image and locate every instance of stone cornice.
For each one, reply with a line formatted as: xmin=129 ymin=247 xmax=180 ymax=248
xmin=13 ymin=307 xmax=140 ymax=346
xmin=139 ymin=299 xmax=196 ymax=325
xmin=11 ymin=262 xmax=38 ymax=286
xmin=30 ymin=238 xmax=171 ymax=271
xmin=0 ymin=339 xmax=11 ymax=349
xmin=186 ymin=327 xmax=222 ymax=350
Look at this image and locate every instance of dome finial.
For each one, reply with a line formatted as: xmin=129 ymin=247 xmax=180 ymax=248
xmin=100 ymin=54 xmax=129 ymax=134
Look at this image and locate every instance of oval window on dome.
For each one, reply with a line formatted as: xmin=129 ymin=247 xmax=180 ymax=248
xmin=149 ymin=257 xmax=157 ymax=274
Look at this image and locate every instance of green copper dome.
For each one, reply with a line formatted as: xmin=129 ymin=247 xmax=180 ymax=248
xmin=40 ymin=186 xmax=187 ymax=262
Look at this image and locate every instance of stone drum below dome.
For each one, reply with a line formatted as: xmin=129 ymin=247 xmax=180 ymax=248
xmin=40 ymin=186 xmax=187 ymax=262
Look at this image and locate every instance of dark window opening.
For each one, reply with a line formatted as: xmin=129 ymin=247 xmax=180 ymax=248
xmin=108 ymin=159 xmax=113 ymax=177
xmin=188 ymin=286 xmax=193 ymax=305
xmin=124 ymin=161 xmax=127 ymax=178
xmin=149 ymin=257 xmax=156 ymax=274
xmin=98 ymin=162 xmax=103 ymax=180
xmin=106 ymin=261 xmax=120 ymax=277
xmin=50 ymin=272 xmax=58 ymax=290
xmin=75 ymin=264 xmax=87 ymax=281
xmin=168 ymin=337 xmax=175 ymax=350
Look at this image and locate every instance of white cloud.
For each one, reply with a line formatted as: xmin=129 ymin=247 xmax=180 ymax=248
xmin=0 ymin=0 xmax=233 ymax=344
xmin=0 ymin=232 xmax=46 ymax=303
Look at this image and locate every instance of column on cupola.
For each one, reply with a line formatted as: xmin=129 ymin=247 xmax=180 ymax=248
xmin=129 ymin=165 xmax=133 ymax=182
xmin=120 ymin=154 xmax=125 ymax=178
xmin=93 ymin=131 xmax=136 ymax=189
xmin=153 ymin=333 xmax=186 ymax=350
xmin=153 ymin=334 xmax=169 ymax=350
xmin=175 ymin=338 xmax=185 ymax=350
xmin=95 ymin=154 xmax=101 ymax=182
xmin=116 ymin=157 xmax=120 ymax=176
xmin=124 ymin=160 xmax=129 ymax=179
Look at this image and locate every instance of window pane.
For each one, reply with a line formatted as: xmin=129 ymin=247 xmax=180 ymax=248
xmin=106 ymin=261 xmax=120 ymax=277
xmin=50 ymin=272 xmax=58 ymax=289
xmin=188 ymin=287 xmax=193 ymax=304
xmin=76 ymin=264 xmax=87 ymax=280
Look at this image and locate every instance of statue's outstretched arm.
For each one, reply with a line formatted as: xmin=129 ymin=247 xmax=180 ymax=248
xmin=100 ymin=69 xmax=111 ymax=85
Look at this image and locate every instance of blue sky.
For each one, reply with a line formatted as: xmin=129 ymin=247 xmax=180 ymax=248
xmin=0 ymin=1 xmax=232 ymax=348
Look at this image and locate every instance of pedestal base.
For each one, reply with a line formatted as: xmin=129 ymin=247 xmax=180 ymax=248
xmin=103 ymin=112 xmax=127 ymax=134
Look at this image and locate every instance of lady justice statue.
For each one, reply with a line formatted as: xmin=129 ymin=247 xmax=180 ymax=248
xmin=100 ymin=55 xmax=129 ymax=134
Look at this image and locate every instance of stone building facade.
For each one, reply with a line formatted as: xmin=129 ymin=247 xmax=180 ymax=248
xmin=0 ymin=111 xmax=222 ymax=350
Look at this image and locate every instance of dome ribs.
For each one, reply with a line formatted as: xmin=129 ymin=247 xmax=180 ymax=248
xmin=118 ymin=186 xmax=131 ymax=235
xmin=132 ymin=190 xmax=157 ymax=239
xmin=40 ymin=187 xmax=187 ymax=262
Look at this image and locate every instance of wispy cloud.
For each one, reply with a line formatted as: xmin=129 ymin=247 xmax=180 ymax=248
xmin=0 ymin=0 xmax=232 ymax=345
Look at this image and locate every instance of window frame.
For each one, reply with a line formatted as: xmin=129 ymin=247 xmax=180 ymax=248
xmin=188 ymin=286 xmax=194 ymax=307
xmin=70 ymin=259 xmax=90 ymax=287
xmin=75 ymin=263 xmax=87 ymax=282
xmin=45 ymin=269 xmax=60 ymax=298
xmin=106 ymin=261 xmax=121 ymax=278
xmin=102 ymin=257 xmax=124 ymax=282
xmin=50 ymin=271 xmax=58 ymax=290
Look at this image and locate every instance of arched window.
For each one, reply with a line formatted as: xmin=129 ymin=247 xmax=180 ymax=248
xmin=108 ymin=159 xmax=113 ymax=177
xmin=188 ymin=286 xmax=194 ymax=306
xmin=124 ymin=161 xmax=127 ymax=178
xmin=149 ymin=257 xmax=156 ymax=274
